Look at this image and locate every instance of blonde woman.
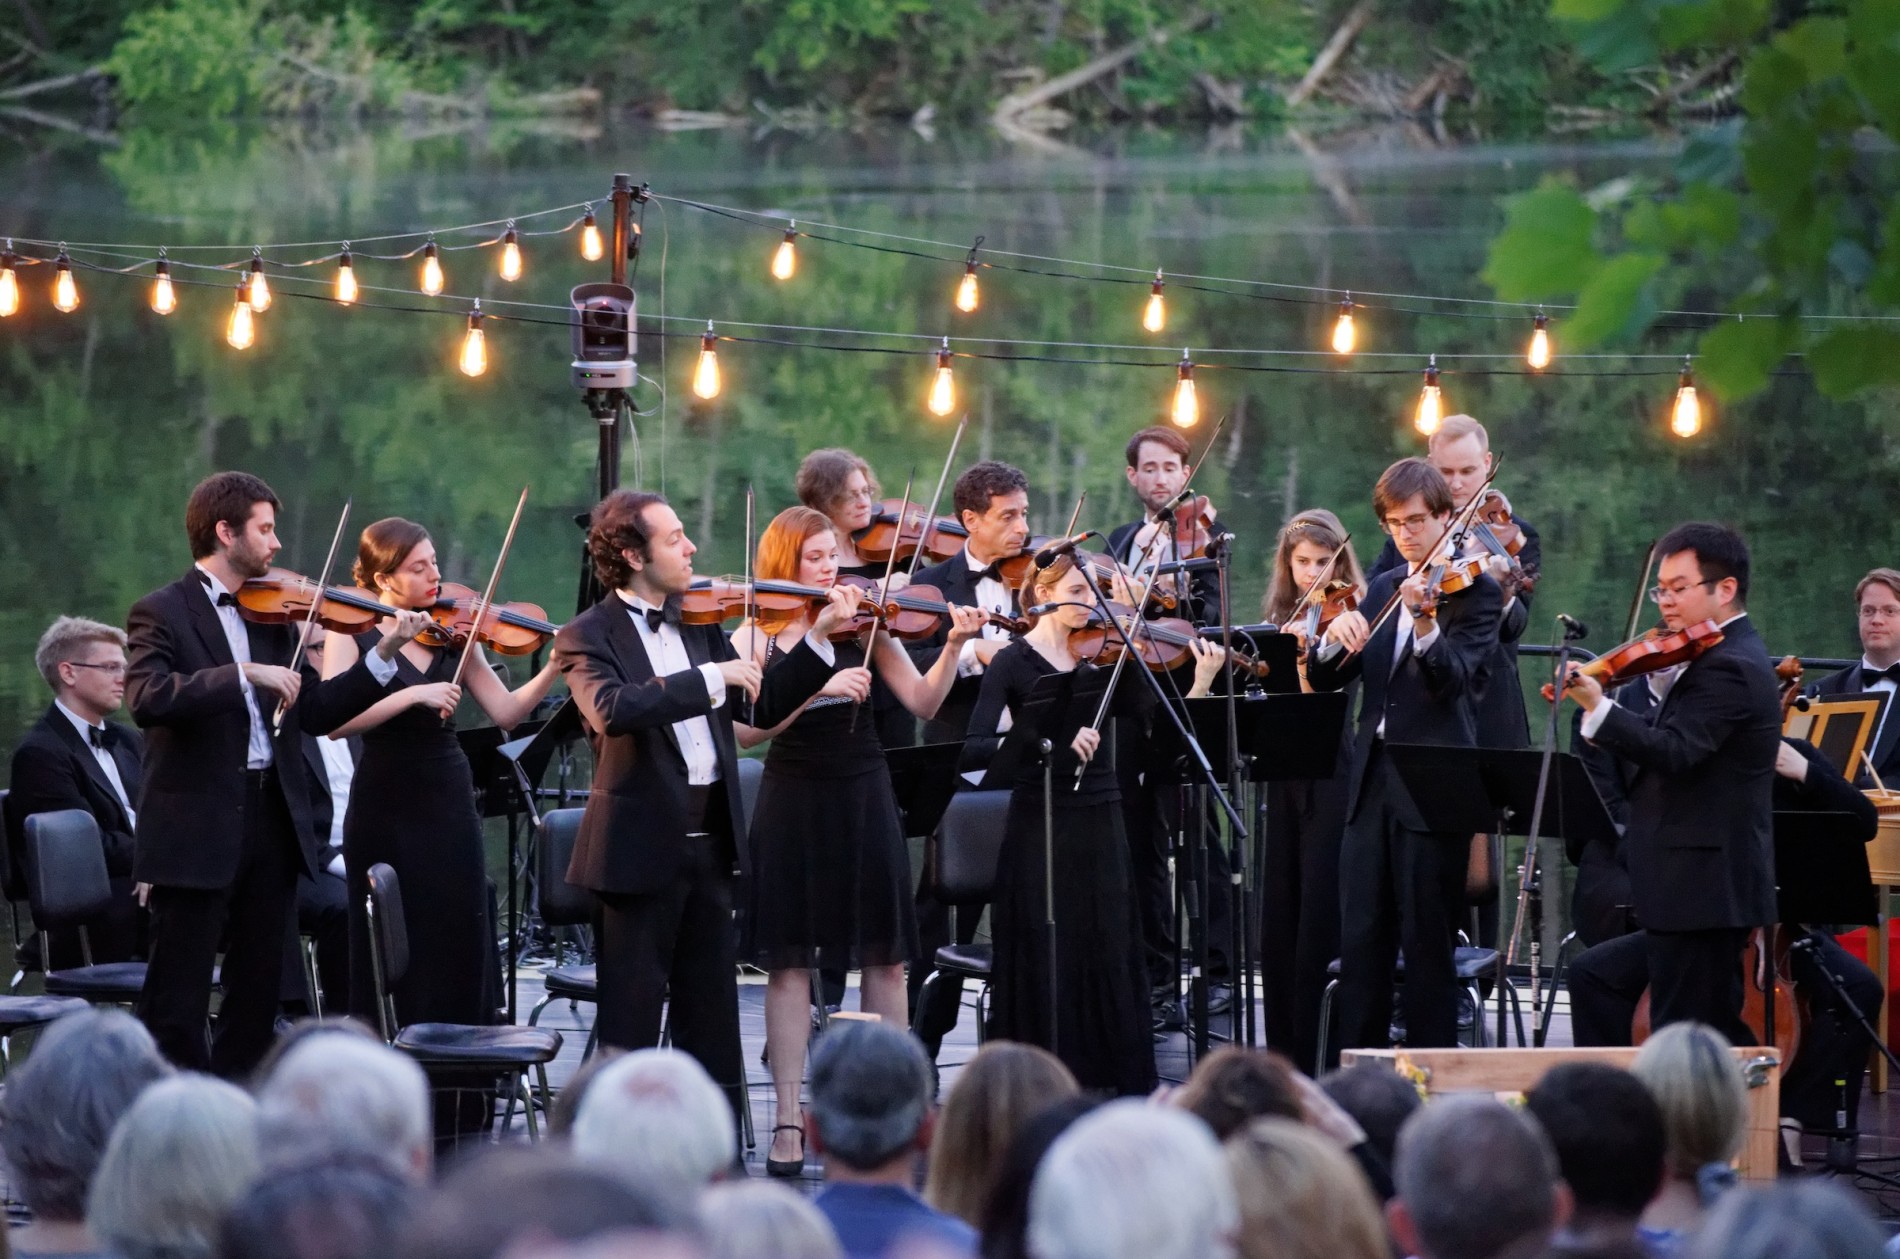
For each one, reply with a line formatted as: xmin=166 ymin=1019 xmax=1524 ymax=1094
xmin=1225 ymin=1117 xmax=1388 ymax=1259
xmin=1631 ymin=1022 xmax=1748 ymax=1245
xmin=925 ymin=1042 xmax=1079 ymax=1226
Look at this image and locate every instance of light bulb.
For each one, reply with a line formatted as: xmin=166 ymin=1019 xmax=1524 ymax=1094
xmin=1415 ymin=357 xmax=1443 ymax=436
xmin=459 ymin=302 xmax=487 ymax=377
xmin=1172 ymin=352 xmax=1199 ymax=429
xmin=1331 ymin=297 xmax=1355 ymax=355
xmin=928 ymin=339 xmax=956 ymax=417
xmin=247 ymin=252 xmax=272 ymax=312
xmin=693 ymin=323 xmax=721 ymax=400
xmin=1143 ymin=271 xmax=1166 ymax=333
xmin=955 ymin=264 xmax=979 ymax=313
xmin=579 ymin=207 xmax=604 ymax=261
xmin=150 ymin=255 xmax=176 ymax=315
xmin=0 ymin=249 xmax=17 ymax=318
xmin=1528 ymin=312 xmax=1551 ymax=370
xmin=772 ymin=224 xmax=797 ymax=281
xmin=334 ymin=248 xmax=358 ymax=304
xmin=226 ymin=282 xmax=254 ymax=350
xmin=53 ymin=251 xmax=78 ymax=312
xmin=500 ymin=223 xmax=522 ymax=281
xmin=420 ymin=240 xmax=444 ymax=296
xmin=1671 ymin=362 xmax=1701 ymax=438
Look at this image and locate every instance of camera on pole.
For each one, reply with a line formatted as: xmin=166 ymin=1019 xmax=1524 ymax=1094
xmin=570 ymin=281 xmax=636 ymax=393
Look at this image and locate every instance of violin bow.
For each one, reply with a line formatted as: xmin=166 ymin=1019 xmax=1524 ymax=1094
xmin=274 ymin=498 xmax=351 ymax=735
xmin=448 ymin=486 xmax=530 ymax=697
xmin=907 ymin=413 xmax=968 ymax=580
xmin=1293 ymin=533 xmax=1353 ymax=637
xmin=743 ymin=483 xmax=759 ymax=726
xmin=1624 ymin=537 xmax=1662 ymax=642
xmin=852 ymin=471 xmax=914 ymax=733
xmin=1349 ymin=456 xmax=1502 ymax=656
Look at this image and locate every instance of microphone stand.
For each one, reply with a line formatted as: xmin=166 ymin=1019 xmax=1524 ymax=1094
xmin=1211 ymin=530 xmax=1255 ymax=1047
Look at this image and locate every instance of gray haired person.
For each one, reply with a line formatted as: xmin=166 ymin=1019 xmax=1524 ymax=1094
xmin=1685 ymin=1180 xmax=1886 ymax=1259
xmin=87 ymin=1074 xmax=261 ymax=1259
xmin=254 ymin=1031 xmax=432 ymax=1181
xmin=219 ymin=1152 xmax=416 ymax=1259
xmin=698 ymin=1181 xmax=843 ymax=1259
xmin=571 ymin=1047 xmax=737 ymax=1208
xmin=1388 ymin=1095 xmax=1572 ymax=1259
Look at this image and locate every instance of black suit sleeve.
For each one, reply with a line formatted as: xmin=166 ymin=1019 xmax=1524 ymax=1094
xmin=1414 ymin=576 xmax=1501 ymax=703
xmin=1497 ymin=519 xmax=1541 ymax=647
xmin=1781 ymin=737 xmax=1880 ymax=842
xmin=8 ymin=743 xmax=137 ymax=875
xmin=960 ymin=647 xmax=1022 ymax=774
xmin=560 ymin=632 xmax=722 ymax=737
xmin=1590 ymin=651 xmax=1757 ymax=777
xmin=125 ymin=593 xmax=249 ymax=726
xmin=1366 ymin=538 xmax=1403 ymax=582
xmin=295 ymin=652 xmax=399 ymax=738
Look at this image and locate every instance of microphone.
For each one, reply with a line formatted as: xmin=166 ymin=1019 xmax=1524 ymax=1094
xmin=1032 ymin=531 xmax=1095 ymax=570
xmin=1152 ymin=557 xmax=1220 ymax=576
xmin=1158 ymin=485 xmax=1198 ymax=512
xmin=1025 ymin=601 xmax=1091 ymax=618
xmin=1557 ymin=613 xmax=1589 ymax=640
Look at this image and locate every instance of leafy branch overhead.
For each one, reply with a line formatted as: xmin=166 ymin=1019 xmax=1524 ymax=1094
xmin=1483 ymin=0 xmax=1900 ymax=403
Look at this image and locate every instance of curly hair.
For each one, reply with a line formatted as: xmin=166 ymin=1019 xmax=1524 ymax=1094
xmin=796 ymin=448 xmax=880 ymax=520
xmin=951 ymin=460 xmax=1029 ymax=524
xmin=587 ymin=490 xmax=668 ymax=592
xmin=185 ymin=472 xmax=280 ymax=560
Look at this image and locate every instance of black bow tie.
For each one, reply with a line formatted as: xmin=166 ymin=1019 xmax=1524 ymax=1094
xmin=971 ymin=561 xmax=1005 ymax=584
xmin=87 ymin=726 xmax=108 ymax=750
xmin=215 ymin=592 xmax=239 ymax=608
xmin=640 ymin=600 xmax=681 ymax=633
xmin=1864 ymin=664 xmax=1900 ymax=687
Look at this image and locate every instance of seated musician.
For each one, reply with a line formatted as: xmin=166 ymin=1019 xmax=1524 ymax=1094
xmin=1804 ymin=566 xmax=1900 ymax=787
xmin=4 ymin=616 xmax=147 ymax=966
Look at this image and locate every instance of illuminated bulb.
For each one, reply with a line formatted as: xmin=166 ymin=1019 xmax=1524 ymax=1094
xmin=1332 ymin=297 xmax=1356 ymax=355
xmin=927 ymin=338 xmax=956 ymax=417
xmin=1528 ymin=312 xmax=1551 ymax=370
xmin=226 ymin=282 xmax=254 ymax=350
xmin=53 ymin=251 xmax=78 ymax=312
xmin=0 ymin=248 xmax=17 ymax=317
xmin=955 ymin=263 xmax=979 ymax=313
xmin=1415 ymin=357 xmax=1443 ymax=436
xmin=1171 ymin=351 xmax=1199 ymax=429
xmin=772 ymin=224 xmax=797 ymax=281
xmin=334 ymin=248 xmax=358 ymax=304
xmin=459 ymin=301 xmax=487 ymax=378
xmin=500 ymin=223 xmax=522 ymax=281
xmin=1143 ymin=270 xmax=1166 ymax=333
xmin=1671 ymin=361 xmax=1701 ymax=438
xmin=247 ymin=252 xmax=272 ymax=312
xmin=693 ymin=322 xmax=721 ymax=400
xmin=420 ymin=240 xmax=444 ymax=296
xmin=150 ymin=255 xmax=176 ymax=315
xmin=579 ymin=207 xmax=604 ymax=261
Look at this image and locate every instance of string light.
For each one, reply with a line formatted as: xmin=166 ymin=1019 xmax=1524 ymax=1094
xmin=1671 ymin=357 xmax=1701 ymax=438
xmin=149 ymin=252 xmax=176 ymax=315
xmin=1331 ymin=296 xmax=1356 ymax=355
xmin=226 ymin=280 xmax=254 ymax=350
xmin=772 ymin=223 xmax=797 ymax=281
xmin=693 ymin=321 xmax=722 ymax=399
xmin=0 ymin=244 xmax=16 ymax=317
xmin=334 ymin=246 xmax=358 ymax=304
xmin=579 ymin=206 xmax=604 ymax=261
xmin=52 ymin=249 xmax=78 ymax=312
xmin=927 ymin=337 xmax=955 ymax=416
xmin=246 ymin=249 xmax=272 ymax=313
xmin=955 ymin=238 xmax=983 ymax=313
xmin=1171 ymin=350 xmax=1199 ymax=429
xmin=1415 ymin=355 xmax=1443 ymax=435
xmin=1527 ymin=311 xmax=1551 ymax=370
xmin=420 ymin=239 xmax=444 ymax=296
xmin=459 ymin=300 xmax=486 ymax=377
xmin=500 ymin=222 xmax=523 ymax=281
xmin=1143 ymin=270 xmax=1166 ymax=334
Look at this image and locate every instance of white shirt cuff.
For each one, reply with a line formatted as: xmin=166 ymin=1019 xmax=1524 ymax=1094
xmin=363 ymin=650 xmax=399 ymax=686
xmin=1579 ymin=697 xmax=1615 ymax=740
xmin=698 ymin=662 xmax=728 ymax=709
xmin=802 ymin=631 xmax=837 ymax=667
xmin=1316 ymin=639 xmax=1344 ymax=663
xmin=956 ymin=637 xmax=983 ymax=677
xmin=1411 ymin=623 xmax=1441 ymax=656
xmin=1500 ymin=595 xmax=1518 ymax=618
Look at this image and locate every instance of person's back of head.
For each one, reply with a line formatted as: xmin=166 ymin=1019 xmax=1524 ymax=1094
xmin=570 ymin=1048 xmax=736 ymax=1203
xmin=1172 ymin=1048 xmax=1301 ymax=1142
xmin=255 ymin=1032 xmax=432 ymax=1181
xmin=218 ymin=1152 xmax=415 ymax=1259
xmin=88 ymin=1074 xmax=261 ymax=1259
xmin=1629 ymin=1022 xmax=1746 ymax=1184
xmin=807 ymin=1020 xmax=933 ymax=1175
xmin=1318 ymin=1062 xmax=1422 ymax=1173
xmin=1390 ymin=1095 xmax=1567 ymax=1259
xmin=549 ymin=1046 xmax=627 ymax=1138
xmin=1225 ymin=1117 xmax=1386 ymax=1259
xmin=0 ymin=1007 xmax=172 ymax=1222
xmin=925 ymin=1041 xmax=1078 ymax=1225
xmin=1523 ymin=1064 xmax=1665 ymax=1232
xmin=1027 ymin=1099 xmax=1237 ymax=1259
xmin=978 ymin=1096 xmax=1098 ymax=1259
xmin=395 ymin=1148 xmax=679 ymax=1259
xmin=697 ymin=1180 xmax=842 ymax=1259
xmin=1682 ymin=1181 xmax=1886 ymax=1259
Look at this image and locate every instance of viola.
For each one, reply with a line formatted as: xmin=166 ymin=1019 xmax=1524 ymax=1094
xmin=852 ymin=500 xmax=967 ymax=566
xmin=1167 ymin=495 xmax=1221 ymax=559
xmin=235 ymin=568 xmax=389 ymax=637
xmin=1539 ymin=620 xmax=1725 ymax=703
xmin=1066 ymin=602 xmax=1269 ymax=680
xmin=680 ymin=576 xmax=1024 ymax=642
xmin=1473 ymin=489 xmax=1527 ymax=557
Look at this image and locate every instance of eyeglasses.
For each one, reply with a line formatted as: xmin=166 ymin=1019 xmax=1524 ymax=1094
xmin=1860 ymin=605 xmax=1900 ymax=620
xmin=67 ymin=661 xmax=127 ymax=678
xmin=1648 ymin=579 xmax=1717 ymax=604
xmin=1381 ymin=512 xmax=1439 ymax=534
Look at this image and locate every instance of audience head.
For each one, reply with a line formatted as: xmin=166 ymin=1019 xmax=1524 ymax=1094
xmin=255 ymin=1030 xmax=432 ymax=1181
xmin=218 ymin=1152 xmax=415 ymax=1259
xmin=807 ymin=1021 xmax=934 ymax=1176
xmin=977 ymin=1095 xmax=1098 ymax=1259
xmin=0 ymin=1008 xmax=173 ymax=1222
xmin=1224 ymin=1117 xmax=1387 ymax=1259
xmin=550 ymin=1046 xmax=627 ymax=1139
xmin=1388 ymin=1095 xmax=1568 ymax=1259
xmin=1318 ymin=1061 xmax=1422 ymax=1175
xmin=1682 ymin=1180 xmax=1887 ymax=1259
xmin=571 ymin=1049 xmax=735 ymax=1202
xmin=925 ymin=1041 xmax=1079 ymax=1226
xmin=697 ymin=1181 xmax=841 ymax=1259
xmin=1027 ymin=1099 xmax=1237 ymax=1259
xmin=396 ymin=1149 xmax=678 ymax=1259
xmin=1523 ymin=1063 xmax=1665 ymax=1229
xmin=1629 ymin=1022 xmax=1747 ymax=1183
xmin=1172 ymin=1047 xmax=1301 ymax=1141
xmin=88 ymin=1074 xmax=261 ymax=1259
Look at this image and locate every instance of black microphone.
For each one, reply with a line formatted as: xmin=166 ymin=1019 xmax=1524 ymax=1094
xmin=1158 ymin=485 xmax=1197 ymax=512
xmin=1032 ymin=531 xmax=1095 ymax=570
xmin=1152 ymin=557 xmax=1221 ymax=576
xmin=1025 ymin=601 xmax=1091 ymax=618
xmin=1557 ymin=613 xmax=1588 ymax=640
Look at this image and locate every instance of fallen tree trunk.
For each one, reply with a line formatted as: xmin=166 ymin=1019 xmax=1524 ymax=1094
xmin=1285 ymin=0 xmax=1375 ymax=108
xmin=992 ymin=12 xmax=1212 ymax=124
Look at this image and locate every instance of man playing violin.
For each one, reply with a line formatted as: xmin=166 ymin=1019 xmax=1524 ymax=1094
xmin=1804 ymin=566 xmax=1900 ymax=787
xmin=1560 ymin=522 xmax=1780 ymax=1049
xmin=1107 ymin=425 xmax=1232 ymax=625
xmin=1307 ymin=458 xmax=1502 ymax=1054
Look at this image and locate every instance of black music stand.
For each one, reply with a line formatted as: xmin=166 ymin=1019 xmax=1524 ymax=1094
xmin=885 ymin=742 xmax=964 ymax=840
xmin=492 ymin=700 xmax=587 ymax=1021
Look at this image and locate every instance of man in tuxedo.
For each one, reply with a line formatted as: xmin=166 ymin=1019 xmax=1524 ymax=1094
xmin=126 ymin=471 xmax=414 ymax=1077
xmin=555 ymin=489 xmax=848 ymax=1116
xmin=1561 ymin=522 xmax=1780 ymax=1047
xmin=4 ymin=616 xmax=146 ymax=966
xmin=1804 ymin=566 xmax=1900 ymax=786
xmin=1306 ymin=458 xmax=1502 ymax=1052
xmin=278 ymin=627 xmax=356 ymax=1016
xmin=1103 ymin=425 xmax=1232 ymax=623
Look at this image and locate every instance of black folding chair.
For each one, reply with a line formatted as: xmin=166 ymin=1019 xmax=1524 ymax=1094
xmin=526 ymin=808 xmax=597 ymax=1060
xmin=21 ymin=809 xmax=148 ymax=1007
xmin=909 ymin=790 xmax=1011 ymax=1044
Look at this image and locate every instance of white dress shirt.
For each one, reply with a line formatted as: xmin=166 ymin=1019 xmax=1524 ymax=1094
xmin=1859 ymin=655 xmax=1898 ymax=750
xmin=956 ymin=549 xmax=1015 ymax=677
xmin=197 ymin=565 xmax=273 ymax=769
xmin=53 ymin=699 xmax=136 ymax=826
xmin=315 ymin=735 xmax=355 ymax=860
xmin=620 ymin=593 xmax=729 ymax=787
xmin=1579 ymin=612 xmax=1747 ymax=740
xmin=1315 ymin=602 xmax=1440 ymax=738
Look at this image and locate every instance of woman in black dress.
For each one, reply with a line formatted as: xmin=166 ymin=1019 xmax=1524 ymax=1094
xmin=732 ymin=505 xmax=985 ymax=1175
xmin=320 ymin=518 xmax=561 ymax=1031
xmin=1259 ymin=508 xmax=1365 ymax=1072
xmin=962 ymin=554 xmax=1222 ymax=1095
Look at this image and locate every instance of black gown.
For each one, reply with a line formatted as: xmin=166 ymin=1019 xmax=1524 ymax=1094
xmin=838 ymin=561 xmax=918 ymax=752
xmin=963 ymin=638 xmax=1157 ymax=1095
xmin=742 ymin=641 xmax=919 ymax=971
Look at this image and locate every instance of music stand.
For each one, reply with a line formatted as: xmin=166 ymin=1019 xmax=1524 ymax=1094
xmin=884 ymin=742 xmax=964 ymax=841
xmin=1172 ymin=693 xmax=1349 ymax=781
xmin=1786 ymin=694 xmax=1888 ymax=783
xmin=493 ymin=700 xmax=587 ymax=1020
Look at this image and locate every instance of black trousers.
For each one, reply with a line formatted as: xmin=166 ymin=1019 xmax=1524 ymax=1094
xmin=593 ymin=788 xmax=744 ymax=1119
xmin=1782 ymin=932 xmax=1882 ymax=1130
xmin=909 ymin=886 xmax=981 ymax=1058
xmin=1260 ymin=776 xmax=1347 ymax=1074
xmin=1335 ymin=752 xmax=1469 ymax=1055
xmin=280 ymin=870 xmax=349 ymax=1013
xmin=1568 ymin=926 xmax=1752 ymax=1048
xmin=1116 ymin=740 xmax=1176 ymax=994
xmin=138 ymin=768 xmax=300 ymax=1078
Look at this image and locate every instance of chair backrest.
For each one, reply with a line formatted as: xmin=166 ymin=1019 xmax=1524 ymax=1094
xmin=363 ymin=862 xmax=410 ymax=1036
xmin=934 ymin=790 xmax=1012 ymax=905
xmin=0 ymin=788 xmax=29 ymax=904
xmin=735 ymin=757 xmax=765 ymax=833
xmin=21 ymin=809 xmax=111 ymax=930
xmin=534 ymin=808 xmax=592 ymax=928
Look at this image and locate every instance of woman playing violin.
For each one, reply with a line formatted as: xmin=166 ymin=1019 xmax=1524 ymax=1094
xmin=730 ymin=506 xmax=986 ymax=1177
xmin=319 ymin=518 xmax=562 ymax=1049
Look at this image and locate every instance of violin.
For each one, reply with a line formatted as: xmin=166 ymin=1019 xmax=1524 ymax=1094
xmin=1414 ymin=555 xmax=1491 ymax=617
xmin=1299 ymin=579 xmax=1360 ymax=643
xmin=1067 ymin=602 xmax=1270 ymax=680
xmin=1004 ymin=543 xmax=1184 ymax=614
xmin=681 ymin=576 xmax=1025 ymax=642
xmin=1539 ymin=620 xmax=1725 ymax=703
xmin=1473 ymin=490 xmax=1526 ymax=557
xmin=1166 ymin=495 xmax=1221 ymax=559
xmin=852 ymin=500 xmax=967 ymax=566
xmin=234 ymin=570 xmax=558 ymax=656
xmin=426 ymin=583 xmax=558 ymax=655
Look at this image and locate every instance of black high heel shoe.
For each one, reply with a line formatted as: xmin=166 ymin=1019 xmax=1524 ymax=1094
xmin=766 ymin=1123 xmax=806 ymax=1178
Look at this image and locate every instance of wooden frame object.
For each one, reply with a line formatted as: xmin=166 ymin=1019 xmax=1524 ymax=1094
xmin=1785 ymin=692 xmax=1886 ymax=780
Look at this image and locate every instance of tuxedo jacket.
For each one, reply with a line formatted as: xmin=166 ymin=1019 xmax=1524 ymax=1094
xmin=554 ymin=596 xmax=833 ymax=896
xmin=124 ymin=571 xmax=393 ymax=889
xmin=1584 ymin=616 xmax=1780 ymax=933
xmin=1805 ymin=664 xmax=1900 ymax=787
xmin=5 ymin=706 xmax=145 ymax=892
xmin=908 ymin=549 xmax=1017 ymax=745
xmin=1304 ymin=566 xmax=1503 ymax=822
xmin=1104 ymin=514 xmax=1234 ymax=628
xmin=299 ymin=733 xmax=363 ymax=871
